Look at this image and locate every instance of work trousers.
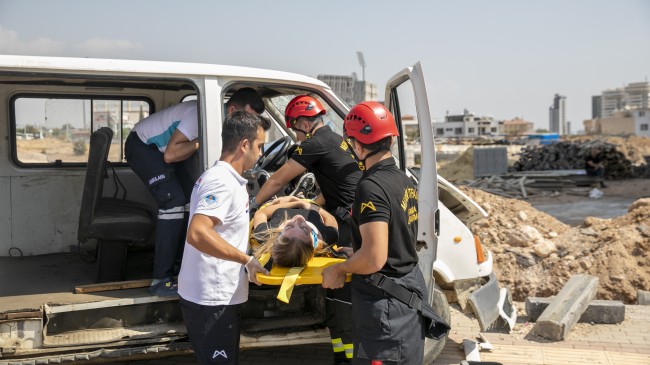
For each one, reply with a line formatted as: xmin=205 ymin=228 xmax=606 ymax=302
xmin=125 ymin=132 xmax=194 ymax=280
xmin=350 ymin=270 xmax=425 ymax=365
xmin=327 ymin=208 xmax=354 ymax=363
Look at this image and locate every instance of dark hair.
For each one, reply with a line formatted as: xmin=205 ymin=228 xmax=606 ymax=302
xmin=226 ymin=87 xmax=265 ymax=114
xmin=353 ymin=136 xmax=392 ymax=152
xmin=221 ymin=111 xmax=270 ymax=154
xmin=295 ymin=114 xmax=323 ymax=126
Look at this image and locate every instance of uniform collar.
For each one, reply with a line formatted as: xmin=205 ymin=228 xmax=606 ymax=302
xmin=215 ymin=160 xmax=248 ymax=185
xmin=363 ymin=157 xmax=396 ymax=176
xmin=312 ymin=124 xmax=331 ymax=136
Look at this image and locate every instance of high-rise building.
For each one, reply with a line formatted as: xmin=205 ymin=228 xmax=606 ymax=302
xmin=317 ymin=74 xmax=377 ymax=106
xmin=549 ymin=94 xmax=567 ymax=135
xmin=592 ymin=95 xmax=602 ymax=119
xmin=600 ymin=81 xmax=649 ymax=117
xmin=601 ymin=88 xmax=626 ymax=118
xmin=624 ymin=82 xmax=650 ymax=110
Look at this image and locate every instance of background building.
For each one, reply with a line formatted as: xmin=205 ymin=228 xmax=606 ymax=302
xmin=502 ymin=117 xmax=534 ymax=135
xmin=549 ymin=93 xmax=567 ymax=135
xmin=586 ymin=81 xmax=650 ymax=136
xmin=599 ymin=81 xmax=650 ymax=118
xmin=592 ymin=95 xmax=602 ymax=119
xmin=584 ymin=108 xmax=649 ymax=136
xmin=317 ymin=74 xmax=377 ymax=106
xmin=433 ymin=109 xmax=500 ymax=138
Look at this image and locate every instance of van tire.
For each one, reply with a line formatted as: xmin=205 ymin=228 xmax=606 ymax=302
xmin=423 ymin=283 xmax=450 ymax=363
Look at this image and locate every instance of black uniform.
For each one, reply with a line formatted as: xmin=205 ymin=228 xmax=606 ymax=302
xmin=291 ymin=125 xmax=361 ymax=247
xmin=291 ymin=125 xmax=359 ymax=363
xmin=350 ymin=158 xmax=425 ymax=365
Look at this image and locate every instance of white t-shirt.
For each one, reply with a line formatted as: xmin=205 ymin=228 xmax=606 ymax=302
xmin=178 ymin=161 xmax=251 ymax=306
xmin=132 ymin=100 xmax=198 ymax=153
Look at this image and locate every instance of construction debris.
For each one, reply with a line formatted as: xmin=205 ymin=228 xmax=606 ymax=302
xmin=638 ymin=290 xmax=650 ymax=305
xmin=526 ymin=297 xmax=625 ymax=324
xmin=511 ymin=140 xmax=639 ymax=179
xmin=530 ymin=274 xmax=599 ymax=341
xmin=462 ymin=334 xmax=494 ymax=362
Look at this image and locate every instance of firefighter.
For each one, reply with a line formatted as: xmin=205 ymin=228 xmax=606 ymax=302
xmin=253 ymin=95 xmax=359 ymax=364
xmin=322 ymin=101 xmax=427 ymax=365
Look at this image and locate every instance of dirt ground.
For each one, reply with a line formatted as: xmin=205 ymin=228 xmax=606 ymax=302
xmin=461 ymin=179 xmax=650 ymax=304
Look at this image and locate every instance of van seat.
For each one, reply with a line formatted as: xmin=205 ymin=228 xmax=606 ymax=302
xmin=78 ymin=127 xmax=154 ymax=282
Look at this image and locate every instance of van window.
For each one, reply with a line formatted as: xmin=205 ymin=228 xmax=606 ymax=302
xmin=266 ymin=93 xmax=345 ymax=136
xmin=12 ymin=96 xmax=151 ymax=166
xmin=389 ymin=79 xmax=420 ymax=172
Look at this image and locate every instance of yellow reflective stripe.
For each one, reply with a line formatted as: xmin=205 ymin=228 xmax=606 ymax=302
xmin=331 ymin=338 xmax=344 ymax=352
xmin=343 ymin=343 xmax=353 ymax=358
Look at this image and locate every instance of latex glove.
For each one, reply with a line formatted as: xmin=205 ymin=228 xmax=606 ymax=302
xmin=245 ymin=256 xmax=269 ymax=286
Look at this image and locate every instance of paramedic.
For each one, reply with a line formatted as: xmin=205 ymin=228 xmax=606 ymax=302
xmin=125 ymin=88 xmax=264 ymax=296
xmin=177 ymin=111 xmax=270 ymax=365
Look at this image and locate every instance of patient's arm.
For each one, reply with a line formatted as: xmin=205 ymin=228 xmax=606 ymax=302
xmin=318 ymin=208 xmax=338 ymax=229
xmin=252 ymin=199 xmax=311 ymax=227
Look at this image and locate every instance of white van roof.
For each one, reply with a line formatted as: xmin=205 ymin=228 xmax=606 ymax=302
xmin=0 ymin=55 xmax=330 ymax=88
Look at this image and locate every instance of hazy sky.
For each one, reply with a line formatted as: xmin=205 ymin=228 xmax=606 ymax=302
xmin=1 ymin=0 xmax=649 ymax=131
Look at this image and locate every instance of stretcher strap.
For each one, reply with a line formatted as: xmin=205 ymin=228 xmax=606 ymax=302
xmin=276 ymin=266 xmax=305 ymax=303
xmin=258 ymin=253 xmax=271 ymax=267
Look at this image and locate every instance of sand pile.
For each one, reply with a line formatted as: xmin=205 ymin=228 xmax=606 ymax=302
xmin=438 ymin=147 xmax=475 ymax=181
xmin=462 ymin=187 xmax=650 ymax=304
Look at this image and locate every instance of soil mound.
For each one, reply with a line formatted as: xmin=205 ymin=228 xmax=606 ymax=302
xmin=462 ymin=187 xmax=650 ymax=304
xmin=438 ymin=147 xmax=475 ymax=181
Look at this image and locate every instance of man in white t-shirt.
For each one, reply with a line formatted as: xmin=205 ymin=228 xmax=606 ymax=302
xmin=178 ymin=111 xmax=270 ymax=365
xmin=124 ymin=88 xmax=264 ymax=296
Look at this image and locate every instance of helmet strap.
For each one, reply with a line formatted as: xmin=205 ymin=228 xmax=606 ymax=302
xmin=345 ymin=138 xmax=389 ymax=171
xmin=293 ymin=119 xmax=321 ymax=139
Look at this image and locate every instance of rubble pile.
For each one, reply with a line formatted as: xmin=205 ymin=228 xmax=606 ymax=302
xmin=511 ymin=141 xmax=636 ymax=179
xmin=463 ymin=186 xmax=650 ymax=304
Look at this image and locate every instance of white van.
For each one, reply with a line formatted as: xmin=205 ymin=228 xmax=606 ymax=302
xmin=0 ymin=55 xmax=514 ymax=364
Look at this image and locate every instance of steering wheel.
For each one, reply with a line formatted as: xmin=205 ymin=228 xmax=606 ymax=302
xmin=253 ymin=136 xmax=293 ymax=172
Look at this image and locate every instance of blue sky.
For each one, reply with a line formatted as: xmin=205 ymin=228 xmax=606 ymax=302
xmin=1 ymin=0 xmax=649 ymax=131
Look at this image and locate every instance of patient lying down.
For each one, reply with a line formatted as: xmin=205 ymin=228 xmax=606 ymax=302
xmin=251 ymin=196 xmax=339 ymax=267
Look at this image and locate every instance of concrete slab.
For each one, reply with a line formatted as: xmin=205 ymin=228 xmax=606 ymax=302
xmin=531 ymin=274 xmax=599 ymax=341
xmin=526 ymin=298 xmax=625 ymax=324
xmin=638 ymin=290 xmax=650 ymax=305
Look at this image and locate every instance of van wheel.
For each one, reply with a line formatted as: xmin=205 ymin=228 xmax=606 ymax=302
xmin=423 ymin=283 xmax=450 ymax=363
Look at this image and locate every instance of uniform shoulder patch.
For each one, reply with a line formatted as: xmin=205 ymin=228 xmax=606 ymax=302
xmin=360 ymin=201 xmax=376 ymax=213
xmin=294 ymin=146 xmax=303 ymax=155
xmin=200 ymin=193 xmax=219 ymax=208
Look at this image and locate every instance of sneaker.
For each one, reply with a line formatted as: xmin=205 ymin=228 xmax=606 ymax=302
xmin=292 ymin=173 xmax=316 ymax=197
xmin=149 ymin=278 xmax=178 ymax=297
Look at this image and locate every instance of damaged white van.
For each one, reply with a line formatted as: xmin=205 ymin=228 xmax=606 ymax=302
xmin=0 ymin=55 xmax=515 ymax=365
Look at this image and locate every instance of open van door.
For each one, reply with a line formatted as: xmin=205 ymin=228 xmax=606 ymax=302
xmin=383 ymin=62 xmax=449 ymax=362
xmin=384 ymin=62 xmax=439 ymax=291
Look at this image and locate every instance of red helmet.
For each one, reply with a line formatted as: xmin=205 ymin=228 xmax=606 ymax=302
xmin=344 ymin=102 xmax=399 ymax=144
xmin=285 ymin=95 xmax=326 ymax=128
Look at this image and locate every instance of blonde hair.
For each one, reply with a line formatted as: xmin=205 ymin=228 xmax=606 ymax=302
xmin=252 ymin=213 xmax=329 ymax=267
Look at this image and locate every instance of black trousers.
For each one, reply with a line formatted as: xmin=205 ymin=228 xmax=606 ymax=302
xmin=350 ymin=272 xmax=425 ymax=365
xmin=180 ymin=298 xmax=242 ymax=365
xmin=327 ymin=207 xmax=354 ymax=362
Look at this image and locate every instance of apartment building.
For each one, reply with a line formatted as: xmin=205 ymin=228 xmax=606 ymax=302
xmin=433 ymin=109 xmax=500 ymax=138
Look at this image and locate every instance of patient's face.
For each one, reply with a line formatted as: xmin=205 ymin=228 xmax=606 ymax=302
xmin=279 ymin=215 xmax=312 ymax=245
